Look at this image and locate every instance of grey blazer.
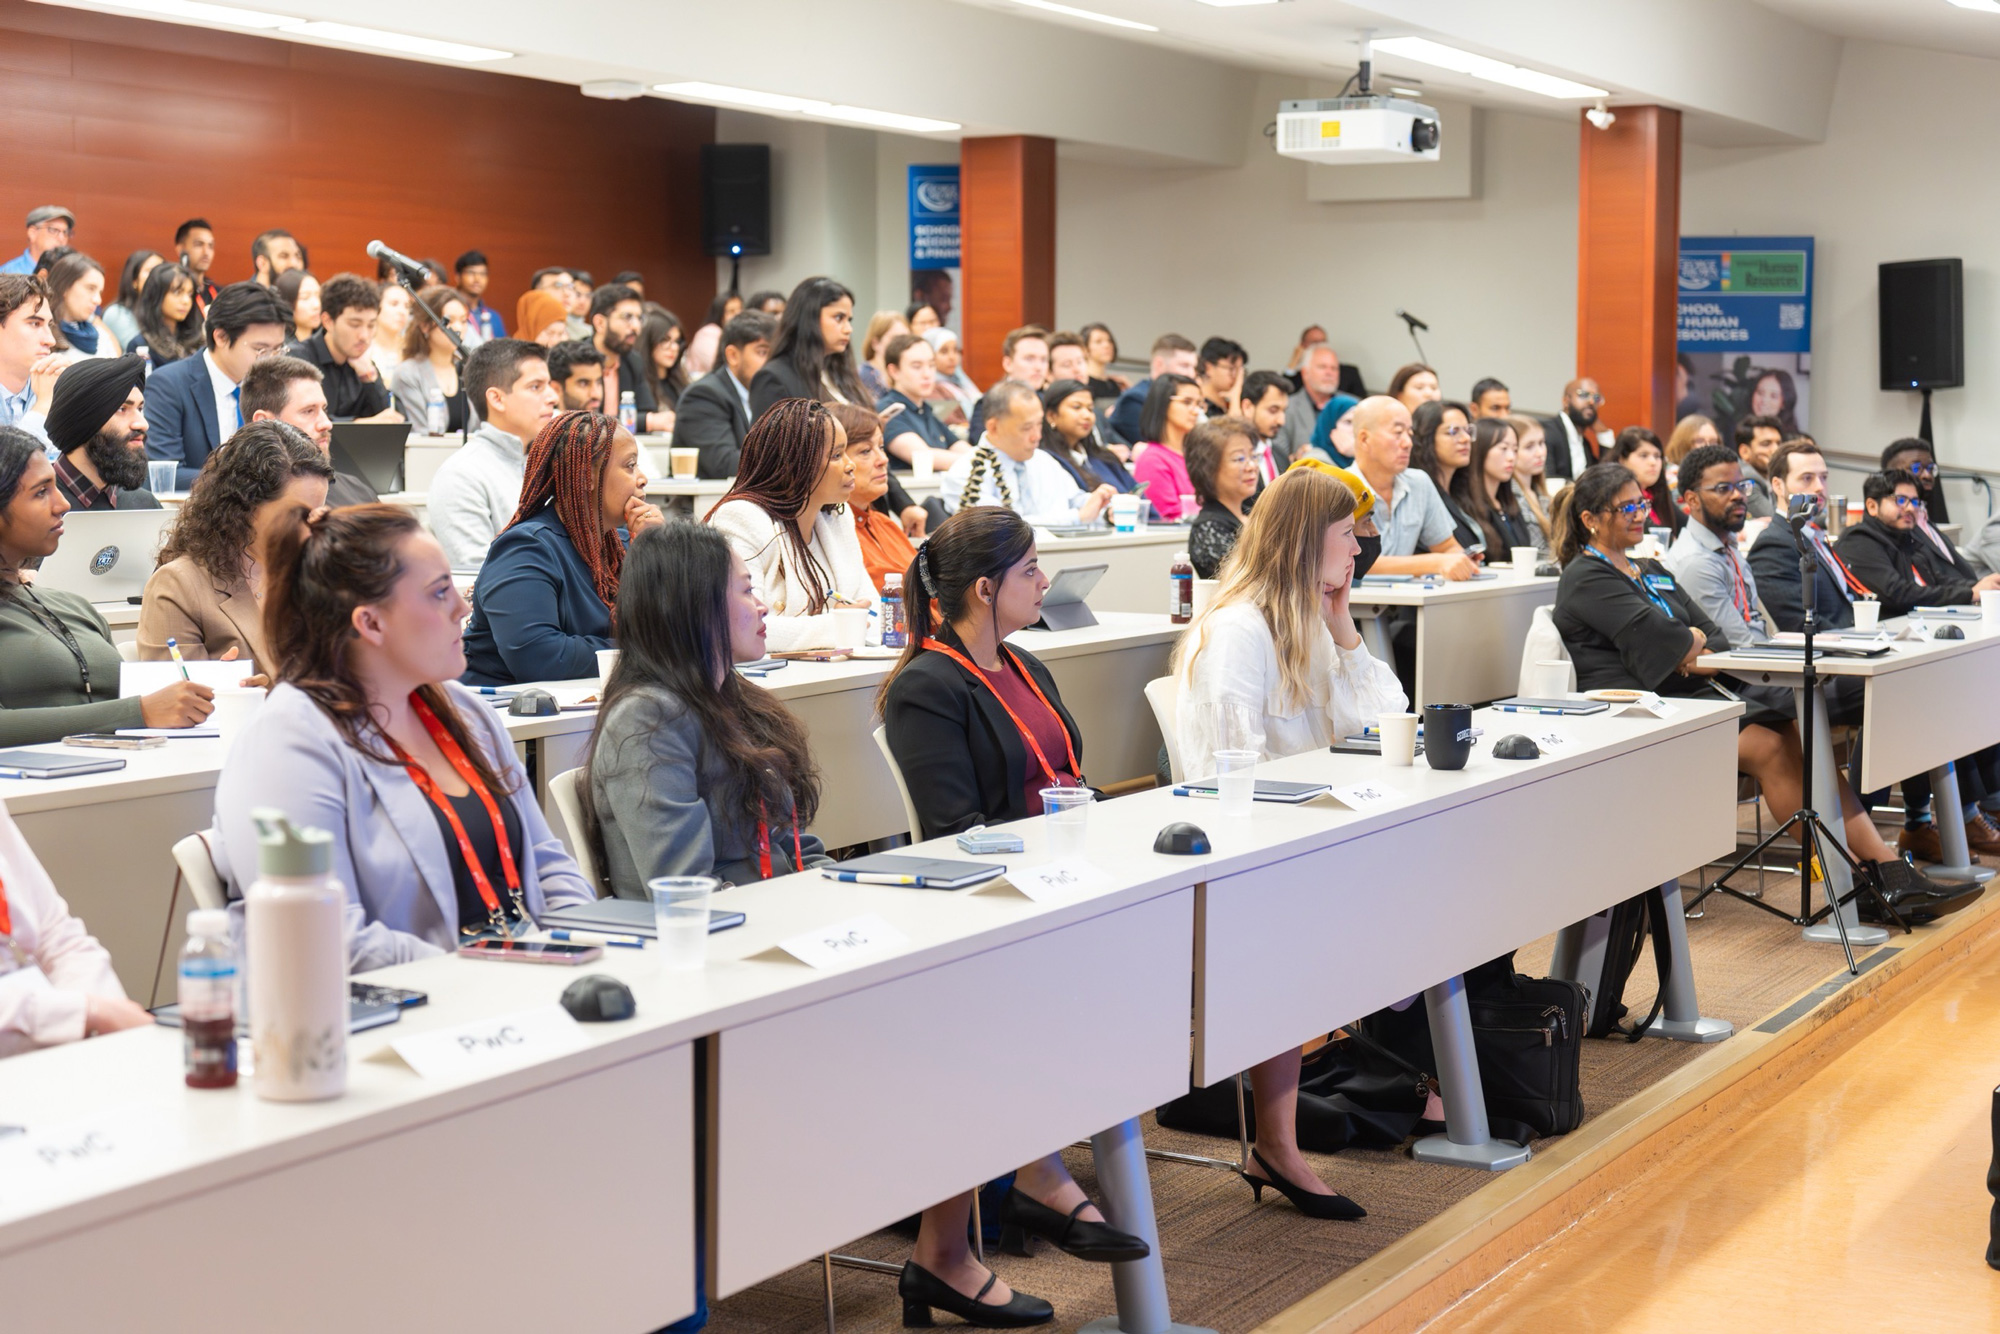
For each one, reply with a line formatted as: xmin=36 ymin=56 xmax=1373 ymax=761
xmin=211 ymin=681 xmax=594 ymax=970
xmin=390 ymin=356 xmax=475 ymax=428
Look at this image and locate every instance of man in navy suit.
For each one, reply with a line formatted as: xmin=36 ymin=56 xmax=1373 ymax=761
xmin=145 ymin=282 xmax=288 ymax=489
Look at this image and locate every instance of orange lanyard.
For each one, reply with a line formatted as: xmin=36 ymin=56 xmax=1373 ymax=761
xmin=0 ymin=872 xmax=11 ymax=938
xmin=757 ymin=803 xmax=807 ymax=881
xmin=387 ymin=693 xmax=526 ymax=936
xmin=925 ymin=642 xmax=1081 ymax=790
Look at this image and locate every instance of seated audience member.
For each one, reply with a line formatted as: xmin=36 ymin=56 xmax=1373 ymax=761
xmin=45 ymin=252 xmax=114 ymax=360
xmin=463 ymin=413 xmax=661 ymax=686
xmin=584 ymin=520 xmax=834 ymax=894
xmin=1283 ymin=325 xmax=1326 ymax=388
xmin=924 ymin=326 xmax=980 ymax=422
xmin=1747 ymin=439 xmax=1869 ymax=633
xmin=1734 ymin=413 xmax=1783 ymax=520
xmin=0 ymin=427 xmax=212 ymax=742
xmin=1278 ymin=343 xmax=1344 ymax=468
xmin=46 ymin=355 xmax=160 ymax=511
xmin=1665 ymin=413 xmax=1721 ymax=468
xmin=1665 ymin=445 xmax=1770 ymax=650
xmin=302 ymin=274 xmax=400 ymax=423
xmin=706 ymin=398 xmax=878 ymax=650
xmin=428 ymin=339 xmax=560 ymax=570
xmin=1836 ymin=469 xmax=2000 ymax=616
xmin=107 ymin=251 xmax=165 ymax=347
xmin=454 ymin=251 xmax=503 ymax=342
xmin=1045 ymin=330 xmax=1090 ymax=386
xmin=1 ymin=205 xmax=72 ymax=277
xmin=1608 ymin=426 xmax=1682 ymax=538
xmin=1541 ymin=377 xmax=1607 ymax=480
xmin=830 ymin=403 xmax=917 ymax=593
xmin=1468 ymin=377 xmax=1511 ymax=420
xmin=1312 ymin=394 xmax=1363 ymax=469
xmin=1195 ymin=337 xmax=1247 ymax=417
xmin=1108 ymin=333 xmax=1197 ymax=445
xmin=746 ymin=288 xmax=785 ymax=318
xmin=678 ymin=311 xmax=774 ymax=479
xmin=1386 ymin=363 xmax=1440 ymax=415
xmin=878 ymin=332 xmax=963 ymax=471
xmin=905 ymin=301 xmax=940 ymax=337
xmin=1349 ymin=396 xmax=1473 ymax=579
xmin=145 ymin=282 xmax=290 ymax=489
xmin=1040 ymin=380 xmax=1137 ymax=495
xmin=1080 ymin=322 xmax=1127 ymax=401
xmin=0 ymin=803 xmax=153 ymax=1057
xmin=240 ymin=355 xmax=376 ymax=507
xmin=963 ymin=326 xmax=1050 ymax=444
xmin=515 ymin=288 xmax=571 ymax=348
xmin=748 ymin=277 xmax=865 ymax=418
xmin=369 ymin=282 xmax=411 ymax=381
xmin=139 ymin=421 xmax=331 ymax=673
xmin=1237 ymin=370 xmax=1292 ymax=481
xmin=946 ymin=381 xmax=1114 ymax=526
xmin=275 ymin=269 xmax=319 ymax=349
xmin=1174 ymin=465 xmax=1394 ymax=1220
xmin=682 ymin=290 xmax=743 ymax=380
xmin=1455 ymin=416 xmax=1534 ymax=556
xmin=128 ymin=261 xmax=202 ymax=370
xmin=249 ymin=229 xmax=303 ymax=289
xmin=1184 ymin=416 xmax=1259 ymax=579
xmin=857 ymin=309 xmax=908 ymax=401
xmin=0 ymin=275 xmax=58 ymax=440
xmin=213 ymin=505 xmax=595 ymax=968
xmin=1128 ymin=374 xmax=1204 ymax=520
xmin=546 ymin=338 xmax=606 ymax=414
xmin=1411 ymin=400 xmax=1482 ymax=552
xmin=1553 ymin=461 xmax=1965 ymax=918
xmin=173 ymin=218 xmax=218 ymax=311
xmin=1506 ymin=416 xmax=1555 ymax=557
xmin=636 ymin=307 xmax=686 ymax=421
xmin=588 ymin=284 xmax=670 ymax=432
xmin=390 ymin=285 xmax=473 ymax=433
xmin=1882 ymin=435 xmax=1953 ymax=528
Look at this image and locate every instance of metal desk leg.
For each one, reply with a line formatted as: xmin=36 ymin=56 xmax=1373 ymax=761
xmin=1798 ymin=683 xmax=1889 ymax=946
xmin=1411 ymin=975 xmax=1532 ymax=1171
xmin=1645 ymin=878 xmax=1733 ymax=1042
xmin=1921 ymin=761 xmax=1996 ymax=887
xmin=1079 ymin=1118 xmax=1214 ymax=1334
xmin=1357 ymin=609 xmax=1393 ymax=667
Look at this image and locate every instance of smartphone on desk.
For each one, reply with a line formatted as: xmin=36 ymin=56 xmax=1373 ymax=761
xmin=64 ymin=733 xmax=166 ymax=750
xmin=456 ymin=939 xmax=602 ymax=965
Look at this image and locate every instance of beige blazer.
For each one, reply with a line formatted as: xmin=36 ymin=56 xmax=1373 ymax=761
xmin=137 ymin=556 xmax=266 ymax=673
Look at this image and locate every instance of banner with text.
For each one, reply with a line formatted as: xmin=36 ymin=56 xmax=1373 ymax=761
xmin=908 ymin=164 xmax=960 ymax=333
xmin=1677 ymin=235 xmax=1813 ymax=436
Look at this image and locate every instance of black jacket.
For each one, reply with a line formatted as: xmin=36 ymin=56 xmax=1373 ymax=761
xmin=1553 ymin=555 xmax=1715 ymax=695
xmin=882 ymin=644 xmax=1082 ymax=839
xmin=1834 ymin=514 xmax=1980 ymax=616
xmin=677 ymin=368 xmax=750 ymax=478
xmin=747 ymin=357 xmax=820 ymax=421
xmin=616 ymin=348 xmax=660 ymax=420
xmin=1540 ymin=413 xmax=1601 ymax=481
xmin=1748 ymin=519 xmax=1856 ymax=632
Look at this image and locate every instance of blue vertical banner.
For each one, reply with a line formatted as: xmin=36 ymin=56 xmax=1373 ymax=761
xmin=1676 ymin=235 xmax=1814 ymax=435
xmin=908 ymin=164 xmax=961 ymax=333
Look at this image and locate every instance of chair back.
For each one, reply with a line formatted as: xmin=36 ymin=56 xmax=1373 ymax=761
xmin=548 ymin=767 xmax=605 ymax=894
xmin=117 ymin=640 xmax=139 ymax=662
xmin=873 ymin=725 xmax=924 ymax=843
xmin=1144 ymin=676 xmax=1185 ymax=783
xmin=1515 ymin=603 xmax=1573 ymax=697
xmin=170 ymin=831 xmax=228 ymax=912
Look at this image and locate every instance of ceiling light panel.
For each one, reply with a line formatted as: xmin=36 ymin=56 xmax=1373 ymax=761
xmin=1008 ymin=0 xmax=1159 ymax=32
xmin=1373 ymin=35 xmax=1608 ymax=99
xmin=28 ymin=0 xmax=513 ymax=60
xmin=654 ymin=82 xmax=959 ymax=133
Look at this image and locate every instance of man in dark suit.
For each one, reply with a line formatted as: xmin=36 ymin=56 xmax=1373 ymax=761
xmin=677 ymin=310 xmax=774 ymax=478
xmin=1541 ymin=377 xmax=1607 ymax=480
xmin=145 ymin=282 xmax=288 ymax=489
xmin=1747 ymin=439 xmax=1866 ymax=633
xmin=1106 ymin=333 xmax=1196 ymax=444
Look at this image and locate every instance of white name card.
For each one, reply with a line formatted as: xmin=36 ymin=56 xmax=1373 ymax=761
xmin=391 ymin=1004 xmax=587 ymax=1080
xmin=1329 ymin=780 xmax=1407 ymax=812
xmin=1531 ymin=731 xmax=1571 ymax=751
xmin=777 ymin=913 xmax=909 ymax=970
xmin=0 ymin=1102 xmax=178 ymax=1221
xmin=1615 ymin=692 xmax=1677 ymax=718
xmin=1009 ymin=857 xmax=1112 ymax=903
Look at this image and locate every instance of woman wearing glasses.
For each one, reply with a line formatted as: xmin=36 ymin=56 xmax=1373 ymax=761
xmin=1411 ymin=399 xmax=1482 ymax=553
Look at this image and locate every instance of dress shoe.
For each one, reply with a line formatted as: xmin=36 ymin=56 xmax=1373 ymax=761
xmin=1860 ymin=858 xmax=1985 ymax=924
xmin=1240 ymin=1146 xmax=1366 ymax=1220
xmin=898 ymin=1261 xmax=1053 ymax=1329
xmin=1896 ymin=823 xmax=1947 ymax=864
xmin=1965 ymin=812 xmax=2000 ymax=857
xmin=996 ymin=1189 xmax=1149 ymax=1263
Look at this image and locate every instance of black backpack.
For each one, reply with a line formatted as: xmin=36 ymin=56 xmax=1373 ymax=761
xmin=1578 ymin=890 xmax=1675 ymax=1042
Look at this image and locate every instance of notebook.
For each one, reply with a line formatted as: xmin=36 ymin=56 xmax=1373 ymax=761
xmin=822 ymin=854 xmax=1008 ymax=889
xmin=1173 ymin=779 xmax=1332 ymax=804
xmin=1493 ymin=697 xmax=1610 ymax=715
xmin=543 ymin=898 xmax=747 ymax=938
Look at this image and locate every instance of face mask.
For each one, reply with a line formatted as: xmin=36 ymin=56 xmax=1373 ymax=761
xmin=1353 ymin=533 xmax=1382 ymax=582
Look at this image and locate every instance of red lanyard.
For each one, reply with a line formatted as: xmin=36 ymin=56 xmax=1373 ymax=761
xmin=756 ymin=804 xmax=806 ymax=881
xmin=387 ymin=692 xmax=525 ymax=935
xmin=1808 ymin=529 xmax=1872 ymax=598
xmin=0 ymin=873 xmax=11 ymax=939
xmin=925 ymin=642 xmax=1081 ymax=790
xmin=1723 ymin=547 xmax=1754 ymax=623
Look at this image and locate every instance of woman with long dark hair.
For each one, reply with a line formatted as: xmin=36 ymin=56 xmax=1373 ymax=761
xmin=582 ymin=522 xmax=829 ymax=893
xmin=128 ymin=260 xmax=204 ymax=368
xmin=103 ymin=249 xmax=161 ymax=351
xmin=1386 ymin=362 xmax=1440 ymax=413
xmin=462 ymin=411 xmax=663 ymax=685
xmin=1411 ymin=399 xmax=1482 ymax=551
xmin=1453 ymin=416 xmax=1534 ymax=556
xmin=637 ymin=306 xmax=687 ymax=413
xmin=45 ymin=252 xmax=114 ymax=359
xmin=390 ymin=285 xmax=473 ymax=434
xmin=1129 ymin=372 xmax=1203 ymax=520
xmin=1608 ymin=425 xmax=1682 ymax=538
xmin=274 ymin=269 xmax=319 ymax=349
xmin=1040 ymin=379 xmax=1137 ymax=493
xmin=212 ymin=505 xmax=595 ymax=968
xmin=878 ymin=505 xmax=1149 ymax=1326
xmin=705 ymin=398 xmax=877 ymax=650
xmin=747 ymin=276 xmax=863 ymax=417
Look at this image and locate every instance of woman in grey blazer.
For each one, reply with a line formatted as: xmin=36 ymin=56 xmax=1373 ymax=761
xmin=390 ymin=286 xmax=474 ymax=434
xmin=212 ymin=504 xmax=593 ymax=971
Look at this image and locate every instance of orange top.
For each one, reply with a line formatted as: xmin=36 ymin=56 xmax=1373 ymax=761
xmin=854 ymin=505 xmax=918 ymax=595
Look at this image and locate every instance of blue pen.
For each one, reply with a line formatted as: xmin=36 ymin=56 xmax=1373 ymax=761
xmin=549 ymin=929 xmax=645 ymax=949
xmin=468 ymin=686 xmax=518 ymax=696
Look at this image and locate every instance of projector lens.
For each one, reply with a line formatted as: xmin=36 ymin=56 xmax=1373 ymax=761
xmin=1411 ymin=119 xmax=1440 ymax=152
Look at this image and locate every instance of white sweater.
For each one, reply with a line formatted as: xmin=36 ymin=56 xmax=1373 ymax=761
xmin=427 ymin=424 xmax=526 ymax=570
xmin=707 ymin=500 xmax=880 ymax=651
xmin=0 ymin=807 xmax=127 ymax=1058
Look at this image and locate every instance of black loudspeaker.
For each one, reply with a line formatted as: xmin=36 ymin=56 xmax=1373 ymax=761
xmin=702 ymin=144 xmax=771 ymax=258
xmin=1879 ymin=258 xmax=1963 ymax=390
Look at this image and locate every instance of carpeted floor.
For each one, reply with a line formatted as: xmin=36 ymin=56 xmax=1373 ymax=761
xmin=708 ymin=852 xmax=1901 ymax=1334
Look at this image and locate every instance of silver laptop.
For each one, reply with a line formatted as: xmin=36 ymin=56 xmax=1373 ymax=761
xmin=38 ymin=509 xmax=172 ymax=605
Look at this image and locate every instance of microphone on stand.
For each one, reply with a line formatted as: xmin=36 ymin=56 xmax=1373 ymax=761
xmin=1394 ymin=308 xmax=1429 ymax=332
xmin=365 ymin=240 xmax=428 ymax=278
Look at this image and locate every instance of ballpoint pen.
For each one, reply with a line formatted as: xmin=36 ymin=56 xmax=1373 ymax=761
xmin=165 ymin=637 xmax=191 ymax=681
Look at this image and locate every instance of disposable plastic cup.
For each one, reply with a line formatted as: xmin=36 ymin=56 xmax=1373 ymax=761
xmin=596 ymin=648 xmax=621 ymax=684
xmin=830 ymin=607 xmax=868 ymax=650
xmin=1530 ymin=660 xmax=1574 ymax=697
xmin=1213 ymin=749 xmax=1257 ymax=818
xmin=1851 ymin=599 xmax=1881 ymax=633
xmin=1040 ymin=786 xmax=1093 ymax=858
xmin=1511 ymin=546 xmax=1540 ymax=574
xmin=649 ymin=877 xmax=716 ymax=972
xmin=1110 ymin=494 xmax=1141 ymax=533
xmin=147 ymin=460 xmax=178 ymax=495
xmin=910 ymin=448 xmax=934 ymax=479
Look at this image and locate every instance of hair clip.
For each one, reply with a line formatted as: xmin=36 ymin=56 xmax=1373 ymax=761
xmin=915 ymin=542 xmax=938 ymax=598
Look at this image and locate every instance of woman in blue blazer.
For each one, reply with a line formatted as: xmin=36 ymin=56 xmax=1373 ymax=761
xmin=460 ymin=411 xmax=665 ymax=685
xmin=212 ymin=504 xmax=596 ymax=970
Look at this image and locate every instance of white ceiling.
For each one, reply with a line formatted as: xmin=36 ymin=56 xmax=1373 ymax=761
xmin=1758 ymin=0 xmax=2000 ymax=61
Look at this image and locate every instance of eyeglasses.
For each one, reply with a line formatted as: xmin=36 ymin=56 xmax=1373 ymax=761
xmin=1886 ymin=494 xmax=1920 ymax=509
xmin=1440 ymin=425 xmax=1472 ymax=440
xmin=1697 ymin=480 xmax=1756 ymax=498
xmin=1573 ymin=391 xmax=1606 ymax=405
xmin=1905 ymin=461 xmax=1939 ymax=478
xmin=1611 ymin=499 xmax=1651 ymax=518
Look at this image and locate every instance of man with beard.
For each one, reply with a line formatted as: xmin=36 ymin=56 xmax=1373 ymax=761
xmin=238 ymin=354 xmax=378 ymax=507
xmin=1541 ymin=376 xmax=1607 ymax=480
xmin=589 ymin=283 xmax=669 ymax=432
xmin=1835 ymin=468 xmax=2000 ymax=617
xmin=545 ymin=339 xmax=605 ymax=414
xmin=1735 ymin=414 xmax=1784 ymax=520
xmin=46 ymin=355 xmax=160 ymax=510
xmin=1663 ymin=444 xmax=1768 ymax=649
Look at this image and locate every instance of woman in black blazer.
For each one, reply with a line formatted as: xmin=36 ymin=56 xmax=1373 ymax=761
xmin=876 ymin=506 xmax=1146 ymax=1328
xmin=747 ymin=276 xmax=867 ymax=420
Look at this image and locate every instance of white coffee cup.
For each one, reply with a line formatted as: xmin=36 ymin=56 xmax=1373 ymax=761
xmin=1512 ymin=546 xmax=1540 ymax=575
xmin=830 ymin=606 xmax=869 ymax=650
xmin=596 ymin=648 xmax=621 ymax=683
xmin=210 ymin=686 xmax=266 ymax=753
xmin=909 ymin=448 xmax=934 ymax=479
xmin=1850 ymin=599 xmax=1881 ymax=633
xmin=1192 ymin=578 xmax=1219 ymax=618
xmin=1379 ymin=712 xmax=1419 ymax=767
xmin=1530 ymin=659 xmax=1574 ymax=697
xmin=1109 ymin=494 xmax=1141 ymax=533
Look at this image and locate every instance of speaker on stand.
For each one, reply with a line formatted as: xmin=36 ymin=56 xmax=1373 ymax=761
xmin=1879 ymin=257 xmax=1964 ymax=444
xmin=702 ymin=144 xmax=772 ymax=296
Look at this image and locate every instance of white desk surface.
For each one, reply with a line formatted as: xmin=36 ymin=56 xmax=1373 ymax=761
xmin=647 ymin=473 xmax=942 ymax=499
xmin=1348 ymin=569 xmax=1559 ymax=606
xmin=1348 ymin=570 xmax=1560 ymax=705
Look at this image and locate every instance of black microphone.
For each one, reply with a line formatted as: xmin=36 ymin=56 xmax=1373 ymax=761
xmin=1395 ymin=308 xmax=1429 ymax=332
xmin=1785 ymin=490 xmax=1820 ymax=532
xmin=365 ymin=240 xmax=427 ymax=277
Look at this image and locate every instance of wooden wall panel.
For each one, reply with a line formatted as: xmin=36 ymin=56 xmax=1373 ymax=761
xmin=960 ymin=135 xmax=1056 ymax=389
xmin=1576 ymin=105 xmax=1681 ymax=440
xmin=0 ymin=0 xmax=716 ymax=326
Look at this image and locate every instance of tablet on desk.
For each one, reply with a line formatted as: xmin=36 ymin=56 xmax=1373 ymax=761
xmin=0 ymin=749 xmax=127 ymax=779
xmin=1030 ymin=563 xmax=1108 ymax=631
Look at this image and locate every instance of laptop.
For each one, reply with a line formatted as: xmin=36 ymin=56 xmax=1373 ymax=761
xmin=1030 ymin=563 xmax=1108 ymax=631
xmin=330 ymin=422 xmax=413 ymax=495
xmin=36 ymin=508 xmax=171 ymax=604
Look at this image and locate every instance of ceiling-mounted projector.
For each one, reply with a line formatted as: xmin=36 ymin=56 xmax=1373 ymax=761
xmin=1276 ymin=96 xmax=1440 ymax=164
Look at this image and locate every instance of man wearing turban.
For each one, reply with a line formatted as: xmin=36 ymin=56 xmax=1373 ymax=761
xmin=46 ymin=354 xmax=160 ymax=510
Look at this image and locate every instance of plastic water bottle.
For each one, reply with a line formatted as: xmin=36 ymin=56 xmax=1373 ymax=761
xmin=1169 ymin=551 xmax=1194 ymax=624
xmin=246 ymin=809 xmax=347 ymax=1102
xmin=619 ymin=391 xmax=638 ymax=434
xmin=180 ymin=909 xmax=238 ymax=1089
xmin=426 ymin=385 xmax=447 ymax=435
xmin=881 ymin=573 xmax=907 ymax=648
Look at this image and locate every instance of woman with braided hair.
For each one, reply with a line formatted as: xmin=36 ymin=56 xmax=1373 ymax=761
xmin=705 ymin=397 xmax=878 ymax=651
xmin=461 ymin=411 xmax=664 ymax=685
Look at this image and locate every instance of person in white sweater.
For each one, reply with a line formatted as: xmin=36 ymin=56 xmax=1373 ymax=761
xmin=705 ymin=397 xmax=878 ymax=651
xmin=426 ymin=339 xmax=558 ymax=569
xmin=1170 ymin=465 xmax=1405 ymax=1223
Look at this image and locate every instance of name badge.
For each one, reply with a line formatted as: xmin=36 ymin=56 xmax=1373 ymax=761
xmin=392 ymin=1004 xmax=587 ymax=1080
xmin=777 ymin=913 xmax=910 ymax=970
xmin=1643 ymin=574 xmax=1677 ymax=592
xmin=1009 ymin=857 xmax=1112 ymax=903
xmin=1329 ymin=780 xmax=1407 ymax=811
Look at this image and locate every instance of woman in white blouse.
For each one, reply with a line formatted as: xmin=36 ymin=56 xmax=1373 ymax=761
xmin=1171 ymin=465 xmax=1405 ymax=1221
xmin=705 ymin=397 xmax=879 ymax=652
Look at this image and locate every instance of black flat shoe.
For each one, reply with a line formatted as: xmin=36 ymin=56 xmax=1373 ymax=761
xmin=996 ymin=1187 xmax=1150 ymax=1263
xmin=1240 ymin=1147 xmax=1366 ymax=1221
xmin=898 ymin=1260 xmax=1053 ymax=1329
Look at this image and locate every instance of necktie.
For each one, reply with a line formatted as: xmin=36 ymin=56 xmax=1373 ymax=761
xmin=1806 ymin=527 xmax=1866 ymax=602
xmin=229 ymin=385 xmax=242 ymax=432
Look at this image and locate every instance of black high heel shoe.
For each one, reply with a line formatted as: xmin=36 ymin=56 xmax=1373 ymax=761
xmin=996 ymin=1187 xmax=1151 ymax=1262
xmin=1240 ymin=1147 xmax=1366 ymax=1221
xmin=898 ymin=1260 xmax=1054 ymax=1329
